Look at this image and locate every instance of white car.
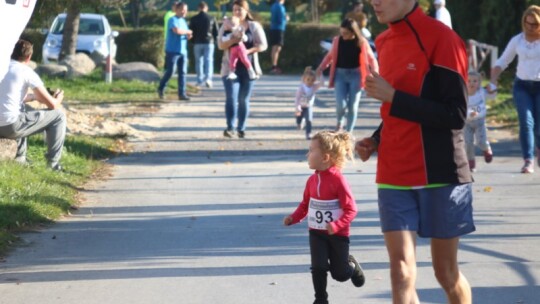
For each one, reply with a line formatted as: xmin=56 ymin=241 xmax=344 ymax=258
xmin=42 ymin=13 xmax=118 ymax=63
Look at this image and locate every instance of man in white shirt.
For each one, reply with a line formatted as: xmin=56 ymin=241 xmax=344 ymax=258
xmin=434 ymin=0 xmax=452 ymax=29
xmin=0 ymin=39 xmax=66 ymax=170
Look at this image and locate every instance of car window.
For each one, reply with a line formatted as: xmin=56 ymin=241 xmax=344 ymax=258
xmin=51 ymin=17 xmax=105 ymax=35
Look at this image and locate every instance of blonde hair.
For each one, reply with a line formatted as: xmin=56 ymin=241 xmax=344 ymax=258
xmin=302 ymin=66 xmax=317 ymax=81
xmin=468 ymin=70 xmax=482 ymax=80
xmin=522 ymin=5 xmax=540 ymax=32
xmin=312 ymin=131 xmax=354 ymax=169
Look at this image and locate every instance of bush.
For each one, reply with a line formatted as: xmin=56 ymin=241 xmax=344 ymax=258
xmin=116 ymin=27 xmax=165 ymax=68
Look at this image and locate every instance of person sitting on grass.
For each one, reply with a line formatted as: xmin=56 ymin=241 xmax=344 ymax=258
xmin=0 ymin=39 xmax=66 ymax=171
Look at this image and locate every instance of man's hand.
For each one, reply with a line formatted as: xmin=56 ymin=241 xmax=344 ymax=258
xmin=355 ymin=137 xmax=378 ymax=162
xmin=365 ymin=69 xmax=395 ymax=102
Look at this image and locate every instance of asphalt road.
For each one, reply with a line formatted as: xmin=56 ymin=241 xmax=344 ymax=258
xmin=0 ymin=75 xmax=539 ymax=304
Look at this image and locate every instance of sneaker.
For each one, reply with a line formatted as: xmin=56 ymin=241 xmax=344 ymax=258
xmin=205 ymin=80 xmax=213 ymax=88
xmin=270 ymin=67 xmax=282 ymax=75
xmin=483 ymin=149 xmax=493 ymax=163
xmin=313 ymin=300 xmax=329 ymax=304
xmin=157 ymin=90 xmax=164 ymax=100
xmin=468 ymin=159 xmax=476 ymax=172
xmin=49 ymin=163 xmax=63 ymax=172
xmin=179 ymin=95 xmax=190 ymax=101
xmin=227 ymin=72 xmax=238 ymax=80
xmin=521 ymin=159 xmax=534 ymax=174
xmin=248 ymin=68 xmax=258 ymax=80
xmin=223 ymin=129 xmax=234 ymax=138
xmin=237 ymin=130 xmax=245 ymax=138
xmin=194 ymin=82 xmax=203 ymax=88
xmin=335 ymin=123 xmax=344 ymax=132
xmin=306 ymin=133 xmax=312 ymax=140
xmin=348 ymin=255 xmax=365 ymax=287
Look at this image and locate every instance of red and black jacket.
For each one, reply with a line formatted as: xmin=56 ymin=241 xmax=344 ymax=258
xmin=372 ymin=5 xmax=472 ymax=186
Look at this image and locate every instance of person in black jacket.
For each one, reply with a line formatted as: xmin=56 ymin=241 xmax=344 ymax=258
xmin=189 ymin=1 xmax=219 ymax=88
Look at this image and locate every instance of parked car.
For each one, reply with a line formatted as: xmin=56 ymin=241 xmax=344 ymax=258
xmin=42 ymin=13 xmax=118 ymax=63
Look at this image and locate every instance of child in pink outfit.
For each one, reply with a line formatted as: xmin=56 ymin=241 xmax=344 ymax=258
xmin=222 ymin=16 xmax=257 ymax=80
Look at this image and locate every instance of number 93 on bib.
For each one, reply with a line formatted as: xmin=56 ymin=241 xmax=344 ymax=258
xmin=308 ymin=198 xmax=343 ymax=230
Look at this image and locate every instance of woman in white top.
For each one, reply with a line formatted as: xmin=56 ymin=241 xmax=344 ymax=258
xmin=491 ymin=5 xmax=540 ymax=174
xmin=217 ymin=0 xmax=267 ymax=139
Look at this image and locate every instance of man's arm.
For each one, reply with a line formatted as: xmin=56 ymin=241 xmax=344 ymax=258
xmin=33 ymin=86 xmax=64 ymax=109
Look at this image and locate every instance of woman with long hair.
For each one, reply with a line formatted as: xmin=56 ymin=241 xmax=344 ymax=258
xmin=316 ymin=18 xmax=378 ymax=133
xmin=217 ymin=0 xmax=267 ymax=138
xmin=491 ymin=5 xmax=540 ymax=173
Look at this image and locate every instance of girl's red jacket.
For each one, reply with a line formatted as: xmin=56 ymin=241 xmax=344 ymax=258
xmin=290 ymin=166 xmax=357 ymax=237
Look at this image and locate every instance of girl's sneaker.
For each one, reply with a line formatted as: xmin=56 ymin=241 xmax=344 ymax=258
xmin=483 ymin=149 xmax=493 ymax=163
xmin=227 ymin=72 xmax=237 ymax=80
xmin=348 ymin=255 xmax=365 ymax=287
xmin=247 ymin=68 xmax=258 ymax=80
xmin=521 ymin=159 xmax=534 ymax=174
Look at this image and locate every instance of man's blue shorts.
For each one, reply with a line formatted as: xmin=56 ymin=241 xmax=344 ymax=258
xmin=378 ymin=183 xmax=476 ymax=238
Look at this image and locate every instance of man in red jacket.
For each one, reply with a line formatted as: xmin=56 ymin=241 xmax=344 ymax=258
xmin=355 ymin=0 xmax=473 ymax=303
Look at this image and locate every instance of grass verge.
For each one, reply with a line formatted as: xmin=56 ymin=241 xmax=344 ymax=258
xmin=0 ymin=134 xmax=120 ymax=257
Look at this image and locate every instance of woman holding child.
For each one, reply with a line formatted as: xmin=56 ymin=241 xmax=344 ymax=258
xmin=218 ymin=0 xmax=267 ymax=139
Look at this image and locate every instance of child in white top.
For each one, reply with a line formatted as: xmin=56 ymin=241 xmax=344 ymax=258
xmin=465 ymin=71 xmax=496 ymax=172
xmin=295 ymin=67 xmax=323 ymax=140
xmin=221 ymin=16 xmax=257 ymax=80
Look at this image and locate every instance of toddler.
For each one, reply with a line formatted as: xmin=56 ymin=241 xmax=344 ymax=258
xmin=222 ymin=16 xmax=258 ymax=80
xmin=295 ymin=67 xmax=323 ymax=140
xmin=284 ymin=131 xmax=364 ymax=304
xmin=465 ymin=71 xmax=496 ymax=172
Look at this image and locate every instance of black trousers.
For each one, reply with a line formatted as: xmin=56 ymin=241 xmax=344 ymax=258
xmin=309 ymin=230 xmax=353 ymax=302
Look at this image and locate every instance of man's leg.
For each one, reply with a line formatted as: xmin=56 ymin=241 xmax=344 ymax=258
xmin=158 ymin=52 xmax=179 ymax=97
xmin=177 ymin=54 xmax=188 ymax=98
xmin=383 ymin=231 xmax=420 ymax=304
xmin=204 ymin=43 xmax=215 ymax=85
xmin=431 ymin=237 xmax=472 ymax=304
xmin=193 ymin=44 xmax=204 ymax=85
xmin=43 ymin=110 xmax=66 ymax=167
xmin=14 ymin=137 xmax=28 ymax=162
xmin=271 ymin=44 xmax=282 ymax=67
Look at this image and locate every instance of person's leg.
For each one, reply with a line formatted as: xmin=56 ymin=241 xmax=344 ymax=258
xmin=158 ymin=52 xmax=178 ymax=96
xmin=235 ymin=43 xmax=252 ymax=69
xmin=4 ymin=110 xmax=66 ymax=167
xmin=193 ymin=44 xmax=204 ymax=85
xmin=513 ymin=79 xmax=535 ymax=160
xmin=463 ymin=122 xmax=475 ymax=161
xmin=328 ymin=235 xmax=354 ymax=282
xmin=271 ymin=45 xmax=281 ymax=67
xmin=236 ymin=74 xmax=254 ymax=133
xmin=310 ymin=230 xmax=330 ymax=304
xmin=532 ymin=81 xmax=540 ymax=153
xmin=177 ymin=54 xmax=188 ymax=98
xmin=333 ymin=69 xmax=348 ymax=130
xmin=305 ymin=106 xmax=313 ymax=138
xmin=222 ymin=76 xmax=239 ymax=132
xmin=345 ymin=70 xmax=362 ymax=132
xmin=229 ymin=46 xmax=240 ymax=72
xmin=14 ymin=137 xmax=28 ymax=161
xmin=384 ymin=231 xmax=420 ymax=304
xmin=475 ymin=119 xmax=492 ymax=155
xmin=431 ymin=237 xmax=472 ymax=304
xmin=204 ymin=43 xmax=215 ymax=85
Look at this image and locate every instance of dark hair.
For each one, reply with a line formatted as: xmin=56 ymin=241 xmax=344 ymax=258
xmin=341 ymin=18 xmax=363 ymax=48
xmin=175 ymin=1 xmax=187 ymax=9
xmin=233 ymin=0 xmax=254 ymax=21
xmin=11 ymin=39 xmax=33 ymax=61
xmin=198 ymin=1 xmax=208 ymax=10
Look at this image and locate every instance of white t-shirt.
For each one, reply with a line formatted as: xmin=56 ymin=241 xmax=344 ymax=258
xmin=0 ymin=60 xmax=44 ymax=126
xmin=495 ymin=33 xmax=540 ymax=81
xmin=0 ymin=0 xmax=37 ymax=83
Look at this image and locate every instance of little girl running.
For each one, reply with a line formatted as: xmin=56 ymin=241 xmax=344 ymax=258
xmin=295 ymin=66 xmax=323 ymax=140
xmin=283 ymin=131 xmax=364 ymax=304
xmin=465 ymin=71 xmax=496 ymax=172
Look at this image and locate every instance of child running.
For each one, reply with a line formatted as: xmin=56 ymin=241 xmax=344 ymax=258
xmin=295 ymin=66 xmax=323 ymax=140
xmin=465 ymin=71 xmax=496 ymax=172
xmin=283 ymin=131 xmax=364 ymax=304
xmin=221 ymin=15 xmax=258 ymax=80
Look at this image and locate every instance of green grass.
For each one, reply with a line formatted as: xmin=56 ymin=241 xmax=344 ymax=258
xmin=42 ymin=68 xmax=199 ymax=105
xmin=486 ymin=72 xmax=518 ymax=129
xmin=0 ymin=134 xmax=118 ymax=256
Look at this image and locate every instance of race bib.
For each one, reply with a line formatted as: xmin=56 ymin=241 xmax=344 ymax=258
xmin=308 ymin=198 xmax=343 ymax=230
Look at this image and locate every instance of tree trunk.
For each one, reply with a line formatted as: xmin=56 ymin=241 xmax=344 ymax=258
xmin=130 ymin=0 xmax=141 ymax=28
xmin=59 ymin=3 xmax=81 ymax=61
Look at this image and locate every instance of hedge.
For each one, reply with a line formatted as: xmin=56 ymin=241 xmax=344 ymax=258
xmin=115 ymin=22 xmax=339 ymax=74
